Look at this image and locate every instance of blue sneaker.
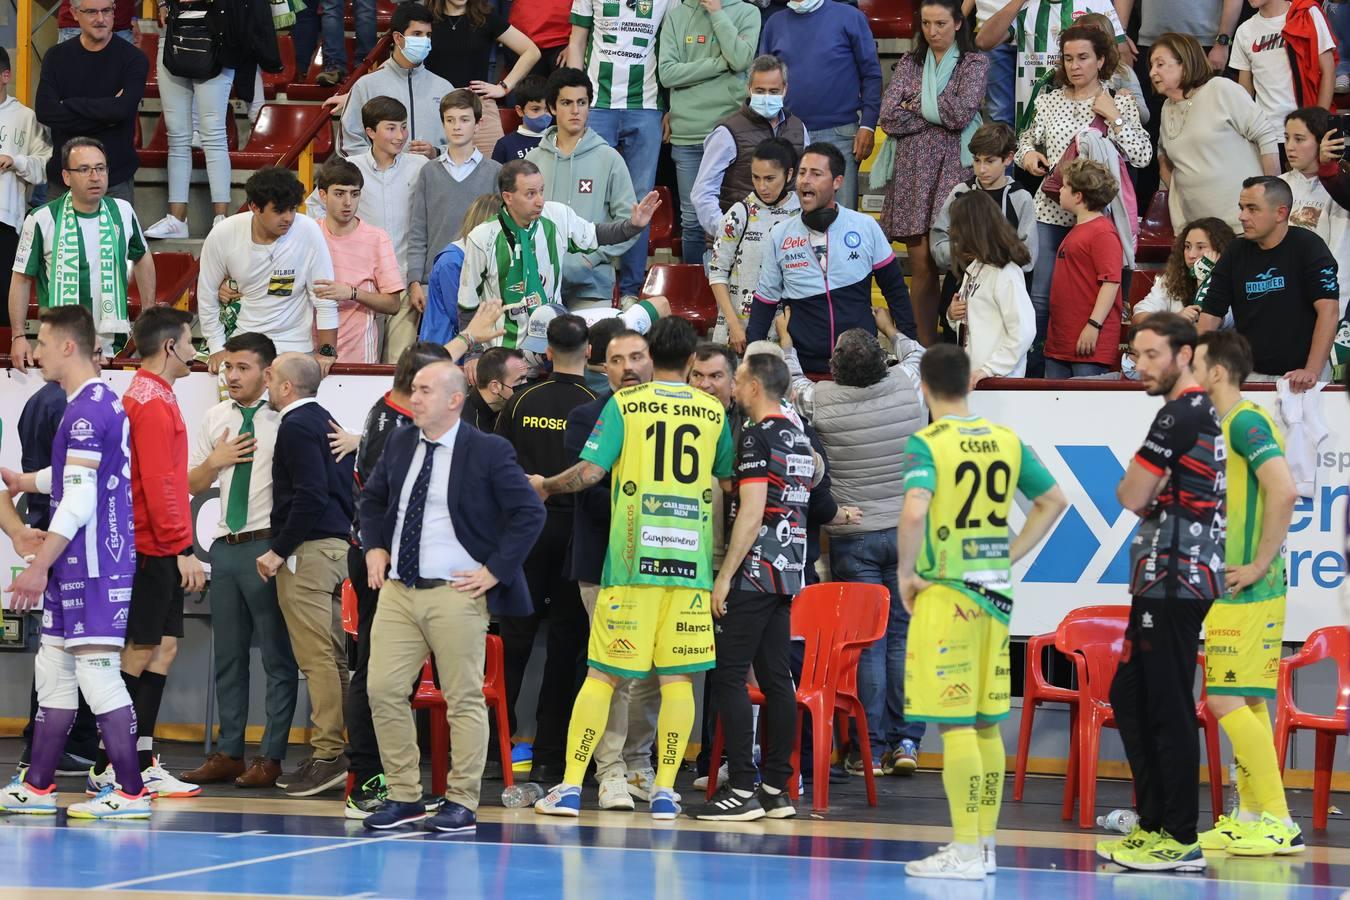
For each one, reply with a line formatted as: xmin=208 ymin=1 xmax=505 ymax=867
xmin=425 ymin=800 xmax=476 ymax=834
xmin=362 ymin=799 xmax=428 ymax=831
xmin=651 ymin=788 xmax=681 ymax=820
xmin=892 ymin=739 xmax=919 ymax=776
xmin=534 ymin=784 xmax=581 ymax=817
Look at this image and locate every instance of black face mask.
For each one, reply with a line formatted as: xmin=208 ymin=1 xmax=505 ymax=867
xmin=801 ymin=204 xmax=838 ymax=233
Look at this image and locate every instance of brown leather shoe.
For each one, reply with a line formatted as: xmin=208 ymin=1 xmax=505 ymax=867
xmin=235 ymin=757 xmax=283 ymax=788
xmin=182 ymin=752 xmax=246 ymax=784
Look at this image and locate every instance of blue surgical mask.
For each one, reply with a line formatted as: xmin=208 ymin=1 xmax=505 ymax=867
xmin=523 ymin=112 xmax=553 ymax=132
xmin=787 ymin=0 xmax=824 ymax=13
xmin=749 ymin=94 xmax=784 ymax=119
xmin=400 ymin=35 xmax=432 ymax=65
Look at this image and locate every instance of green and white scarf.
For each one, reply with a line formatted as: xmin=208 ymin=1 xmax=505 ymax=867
xmin=494 ymin=209 xmax=558 ymax=346
xmin=49 ymin=193 xmax=129 ymax=336
xmin=270 ymin=0 xmax=305 ymax=29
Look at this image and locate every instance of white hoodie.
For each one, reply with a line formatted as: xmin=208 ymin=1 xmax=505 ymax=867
xmin=339 ymin=58 xmax=453 ymax=158
xmin=0 ymin=95 xmax=49 ymax=231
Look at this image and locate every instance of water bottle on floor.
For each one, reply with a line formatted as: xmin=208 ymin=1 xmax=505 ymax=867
xmin=502 ymin=782 xmax=545 ymax=808
xmin=1097 ymin=809 xmax=1140 ymax=833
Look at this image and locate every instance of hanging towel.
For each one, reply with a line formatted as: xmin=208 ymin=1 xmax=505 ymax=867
xmin=1275 ymin=378 xmax=1331 ymax=498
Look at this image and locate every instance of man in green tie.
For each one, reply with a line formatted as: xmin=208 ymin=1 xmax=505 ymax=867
xmin=184 ymin=332 xmax=299 ymax=789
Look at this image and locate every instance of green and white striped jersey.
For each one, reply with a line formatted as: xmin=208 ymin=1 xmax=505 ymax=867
xmin=570 ymin=0 xmax=671 ymax=111
xmin=1013 ymin=0 xmax=1124 ymax=127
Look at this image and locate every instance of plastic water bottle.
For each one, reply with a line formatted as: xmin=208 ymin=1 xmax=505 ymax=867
xmin=1097 ymin=809 xmax=1140 ymax=833
xmin=501 ymin=782 xmax=545 ymax=808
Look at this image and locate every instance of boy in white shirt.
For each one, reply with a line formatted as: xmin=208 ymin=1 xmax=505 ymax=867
xmin=1231 ymin=0 xmax=1336 ymax=159
xmin=0 ymin=47 xmax=50 ymax=328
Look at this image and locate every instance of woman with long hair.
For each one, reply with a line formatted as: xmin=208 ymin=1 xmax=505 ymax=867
xmin=945 ymin=190 xmax=1036 ymax=384
xmin=1130 ymin=217 xmax=1233 ymax=325
xmin=877 ymin=0 xmax=988 ymax=346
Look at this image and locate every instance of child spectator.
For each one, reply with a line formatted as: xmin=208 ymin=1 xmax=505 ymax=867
xmin=1232 ymin=0 xmax=1336 ymax=162
xmin=0 ymin=47 xmax=50 ymax=326
xmin=493 ymin=75 xmax=551 ymax=164
xmin=1044 ymin=158 xmax=1122 ymax=379
xmin=708 ymin=137 xmax=800 ymax=353
xmin=314 ymin=158 xmax=405 ymax=364
xmin=406 ymin=90 xmax=502 ymax=319
xmin=420 ymin=192 xmax=503 ymax=345
xmin=1281 ymin=106 xmax=1350 ymax=314
xmin=1130 ymin=217 xmax=1232 ymax=324
xmin=944 ymin=189 xmax=1036 ymax=383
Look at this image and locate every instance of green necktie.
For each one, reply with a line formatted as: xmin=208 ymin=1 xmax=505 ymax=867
xmin=225 ymin=403 xmax=259 ymax=534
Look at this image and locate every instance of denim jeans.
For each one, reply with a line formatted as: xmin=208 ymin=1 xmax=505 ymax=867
xmin=1044 ymin=358 xmax=1110 ymax=379
xmin=293 ymin=0 xmax=375 ymax=76
xmin=670 ymin=143 xmax=707 ymax=264
xmin=1333 ymin=1 xmax=1350 ymax=77
xmin=60 ymin=28 xmax=134 ymax=43
xmin=158 ymin=44 xmax=235 ymax=204
xmin=1029 ymin=221 xmax=1070 ymax=377
xmin=588 ymin=107 xmax=664 ymax=296
xmin=810 ymin=122 xmax=861 ymax=210
xmin=984 ymin=42 xmax=1016 ymax=126
xmin=830 ymin=527 xmax=926 ymax=756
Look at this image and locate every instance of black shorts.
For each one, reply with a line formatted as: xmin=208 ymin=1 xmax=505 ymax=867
xmin=126 ymin=553 xmax=185 ymax=645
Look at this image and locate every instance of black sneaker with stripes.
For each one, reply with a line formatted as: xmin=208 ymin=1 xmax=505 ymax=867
xmin=693 ymin=785 xmax=766 ymax=821
xmin=756 ymin=786 xmax=796 ymax=819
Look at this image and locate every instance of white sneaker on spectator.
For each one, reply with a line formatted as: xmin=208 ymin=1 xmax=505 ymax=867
xmin=619 ymin=294 xmax=639 ymax=311
xmin=1337 ymin=73 xmax=1350 ymax=93
xmin=691 ymin=763 xmax=728 ymax=793
xmin=144 ymin=214 xmax=189 ymax=240
xmin=598 ymin=777 xmax=635 ymax=810
xmin=211 ymin=214 xmax=226 ymax=231
xmin=905 ymin=844 xmax=986 ymax=880
xmin=626 ymin=767 xmax=655 ymax=801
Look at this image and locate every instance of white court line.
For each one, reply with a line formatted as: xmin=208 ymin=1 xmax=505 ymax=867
xmin=219 ymin=829 xmax=270 ymax=839
xmin=92 ymin=831 xmax=421 ymax=890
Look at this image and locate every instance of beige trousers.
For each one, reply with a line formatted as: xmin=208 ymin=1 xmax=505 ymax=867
xmin=382 ymin=290 xmax=419 ymax=364
xmin=275 ymin=537 xmax=350 ymax=759
xmin=580 ymin=583 xmax=662 ymax=782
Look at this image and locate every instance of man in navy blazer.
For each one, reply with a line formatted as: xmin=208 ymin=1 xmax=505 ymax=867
xmin=358 ymin=360 xmax=544 ymax=834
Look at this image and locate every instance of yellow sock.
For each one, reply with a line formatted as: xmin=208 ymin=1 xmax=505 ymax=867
xmin=1251 ymin=701 xmax=1275 ymax=742
xmin=941 ymin=727 xmax=982 ymax=847
xmin=654 ymin=681 xmax=695 ymax=790
xmin=1220 ymin=705 xmax=1289 ymax=820
xmin=975 ymin=725 xmax=1005 ymax=838
xmin=563 ymin=678 xmax=614 ymax=786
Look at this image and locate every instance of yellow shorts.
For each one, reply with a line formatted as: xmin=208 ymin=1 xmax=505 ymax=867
xmin=1204 ymin=596 xmax=1285 ymax=697
xmin=587 ymin=585 xmax=716 ymax=677
xmin=904 ymin=584 xmax=1011 ymax=725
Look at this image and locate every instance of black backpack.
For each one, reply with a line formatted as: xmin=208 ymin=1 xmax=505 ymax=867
xmin=162 ymin=0 xmax=224 ymax=80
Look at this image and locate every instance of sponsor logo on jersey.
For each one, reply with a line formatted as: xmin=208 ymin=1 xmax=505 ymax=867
xmin=784 ymin=454 xmax=813 ymax=477
xmin=639 ymin=557 xmax=697 ymax=580
xmin=640 ymin=525 xmax=699 ymax=550
xmin=675 ymin=621 xmax=711 ymax=633
xmin=68 ymin=418 xmax=95 ymax=442
xmin=109 ymin=588 xmax=132 ymax=605
xmin=607 ymin=638 xmax=638 ymax=658
xmin=113 ymin=607 xmax=129 ymax=625
xmin=641 ymin=494 xmax=699 ymax=520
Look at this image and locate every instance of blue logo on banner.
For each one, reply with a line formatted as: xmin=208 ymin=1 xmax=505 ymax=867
xmin=1023 ymin=445 xmax=1139 ymax=584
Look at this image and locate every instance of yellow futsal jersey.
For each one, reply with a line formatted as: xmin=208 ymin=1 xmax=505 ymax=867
xmin=903 ymin=415 xmax=1057 ymax=623
xmin=1219 ymin=399 xmax=1287 ymax=604
xmin=581 ymin=380 xmax=735 ymax=590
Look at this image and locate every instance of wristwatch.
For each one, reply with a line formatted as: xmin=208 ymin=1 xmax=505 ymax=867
xmin=1111 ymin=116 xmax=1124 ymax=129
xmin=1215 ymin=34 xmax=1231 ymax=47
xmin=1087 ymin=318 xmax=1104 ymax=330
xmin=318 ymin=343 xmax=337 ymax=359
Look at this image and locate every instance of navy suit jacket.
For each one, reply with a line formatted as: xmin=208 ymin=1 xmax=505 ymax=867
xmin=358 ymin=420 xmax=546 ymax=617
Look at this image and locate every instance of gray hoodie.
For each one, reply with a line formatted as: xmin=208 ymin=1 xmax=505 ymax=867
xmin=340 ymin=58 xmax=453 ymax=156
xmin=525 ymin=127 xmax=635 ymax=304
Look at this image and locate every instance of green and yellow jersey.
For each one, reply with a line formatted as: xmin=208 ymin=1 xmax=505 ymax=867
xmin=1220 ymin=399 xmax=1288 ymax=604
xmin=903 ymin=415 xmax=1057 ymax=623
xmin=581 ymin=381 xmax=735 ymax=590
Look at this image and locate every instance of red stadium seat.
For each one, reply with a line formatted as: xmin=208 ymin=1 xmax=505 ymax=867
xmin=25 ymin=252 xmax=198 ymax=327
xmin=1125 ymin=268 xmax=1156 ymax=317
xmin=345 ymin=0 xmax=397 ymax=30
xmin=230 ymin=104 xmax=335 ymax=169
xmin=1136 ymin=187 xmax=1173 ymax=264
xmin=262 ymin=35 xmax=299 ymax=100
xmin=640 ymin=264 xmax=716 ymax=334
xmin=499 ymin=105 xmax=522 ymax=138
xmin=1275 ymin=626 xmax=1350 ymax=831
xmin=858 ymin=0 xmax=915 ymax=39
xmin=136 ymin=32 xmax=159 ymax=99
xmin=137 ymin=112 xmax=240 ymax=169
xmin=413 ymin=636 xmax=515 ymax=796
xmin=648 ymin=185 xmax=680 ymax=256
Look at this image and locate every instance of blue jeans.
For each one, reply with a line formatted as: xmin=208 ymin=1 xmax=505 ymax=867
xmin=984 ymin=42 xmax=1016 ymax=126
xmin=811 ymin=122 xmax=860 ymax=210
xmin=1333 ymin=1 xmax=1350 ymax=77
xmin=1029 ymin=221 xmax=1070 ymax=377
xmin=588 ymin=107 xmax=664 ymax=296
xmin=158 ymin=43 xmax=236 ymax=203
xmin=1044 ymin=358 xmax=1110 ymax=379
xmin=293 ymin=0 xmax=376 ymax=76
xmin=671 ymin=143 xmax=707 ymax=264
xmin=830 ymin=527 xmax=926 ymax=755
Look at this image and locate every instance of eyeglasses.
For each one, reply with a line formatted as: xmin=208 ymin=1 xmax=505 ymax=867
xmin=77 ymin=7 xmax=116 ymax=17
xmin=64 ymin=165 xmax=108 ymax=176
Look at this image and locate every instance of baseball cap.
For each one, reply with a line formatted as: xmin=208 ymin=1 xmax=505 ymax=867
xmin=520 ymin=303 xmax=569 ymax=354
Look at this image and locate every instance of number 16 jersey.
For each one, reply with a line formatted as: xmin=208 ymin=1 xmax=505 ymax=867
xmin=582 ymin=381 xmax=735 ymax=590
xmin=903 ymin=415 xmax=1057 ymax=624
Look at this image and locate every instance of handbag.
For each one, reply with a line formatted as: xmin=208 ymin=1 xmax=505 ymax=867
xmin=163 ymin=1 xmax=223 ymax=80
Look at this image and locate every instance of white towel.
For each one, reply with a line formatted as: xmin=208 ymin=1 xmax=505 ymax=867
xmin=1274 ymin=379 xmax=1331 ymax=498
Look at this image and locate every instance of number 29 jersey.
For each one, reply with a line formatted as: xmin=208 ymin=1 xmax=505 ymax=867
xmin=581 ymin=381 xmax=735 ymax=590
xmin=902 ymin=415 xmax=1057 ymax=623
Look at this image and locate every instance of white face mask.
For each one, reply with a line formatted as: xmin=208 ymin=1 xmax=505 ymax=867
xmin=749 ymin=93 xmax=784 ymax=119
xmin=787 ymin=0 xmax=825 ymax=13
xmin=400 ymin=34 xmax=432 ymax=65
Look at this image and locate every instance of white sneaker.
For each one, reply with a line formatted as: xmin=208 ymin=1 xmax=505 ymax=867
xmin=211 ymin=214 xmax=226 ymax=230
xmin=1337 ymin=73 xmax=1350 ymax=93
xmin=0 ymin=776 xmax=58 ymax=814
xmin=142 ymin=759 xmax=200 ymax=798
xmin=905 ymin=845 xmax=987 ymax=881
xmin=619 ymin=294 xmax=639 ymax=311
xmin=67 ymin=785 xmax=152 ymax=820
xmin=982 ymin=843 xmax=997 ymax=875
xmin=598 ymin=777 xmax=635 ymax=811
xmin=627 ymin=767 xmax=655 ymax=801
xmin=691 ymin=763 xmax=728 ymax=793
xmin=85 ymin=766 xmax=118 ymax=796
xmin=144 ymin=214 xmax=189 ymax=240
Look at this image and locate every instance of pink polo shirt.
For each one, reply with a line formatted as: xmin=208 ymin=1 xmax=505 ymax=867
xmin=321 ymin=218 xmax=404 ymax=363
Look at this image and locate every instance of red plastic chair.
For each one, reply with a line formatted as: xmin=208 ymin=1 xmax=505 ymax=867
xmin=1057 ymin=617 xmax=1224 ymax=829
xmin=231 ymin=104 xmax=334 ymax=169
xmin=27 ymin=251 xmax=198 ymax=327
xmin=414 ymin=635 xmax=515 ymax=795
xmin=649 ymin=184 xmax=677 ymax=252
xmin=1136 ymin=187 xmax=1173 ymax=264
xmin=857 ymin=0 xmax=915 ymax=39
xmin=828 ymin=583 xmax=892 ymax=808
xmin=1125 ymin=269 xmax=1156 ymax=317
xmin=640 ymin=264 xmax=717 ymax=335
xmin=137 ymin=113 xmax=240 ymax=169
xmin=345 ymin=0 xmax=397 ymax=30
xmin=261 ymin=35 xmax=298 ymax=100
xmin=1014 ymin=606 xmax=1129 ymax=802
xmin=1274 ymin=626 xmax=1350 ymax=830
xmin=136 ymin=32 xmax=159 ymax=99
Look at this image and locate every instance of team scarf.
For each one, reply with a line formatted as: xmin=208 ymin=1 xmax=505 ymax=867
xmin=494 ymin=209 xmax=557 ymax=346
xmin=49 ymin=193 xmax=129 ymax=336
xmin=270 ymin=0 xmax=305 ymax=29
xmin=922 ymin=46 xmax=980 ymax=169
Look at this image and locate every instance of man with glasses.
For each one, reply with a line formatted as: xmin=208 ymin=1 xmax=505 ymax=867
xmin=56 ymin=0 xmax=137 ymax=44
xmin=35 ymin=0 xmax=147 ymax=203
xmin=7 ymin=138 xmax=154 ymax=372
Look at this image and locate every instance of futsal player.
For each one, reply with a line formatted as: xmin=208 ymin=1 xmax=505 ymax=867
xmin=1104 ymin=313 xmax=1226 ymax=873
xmin=1192 ymin=331 xmax=1303 ymax=856
xmin=897 ymin=345 xmax=1066 ymax=880
xmin=0 ymin=307 xmax=152 ymax=819
xmin=527 ymin=317 xmax=735 ymax=820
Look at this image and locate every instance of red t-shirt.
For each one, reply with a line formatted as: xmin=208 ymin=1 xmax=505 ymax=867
xmin=1045 ymin=215 xmax=1123 ymax=368
xmin=59 ymin=0 xmax=137 ymax=31
xmin=123 ymin=369 xmax=193 ymax=556
xmin=510 ymin=0 xmax=570 ymax=50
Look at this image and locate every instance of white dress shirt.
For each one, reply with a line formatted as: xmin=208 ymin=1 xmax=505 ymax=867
xmin=442 ymin=148 xmax=484 ymax=183
xmin=190 ymin=398 xmax=281 ymax=538
xmin=390 ymin=421 xmax=480 ymax=582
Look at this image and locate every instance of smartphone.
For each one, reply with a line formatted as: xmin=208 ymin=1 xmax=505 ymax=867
xmin=1330 ymin=113 xmax=1350 ymax=159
